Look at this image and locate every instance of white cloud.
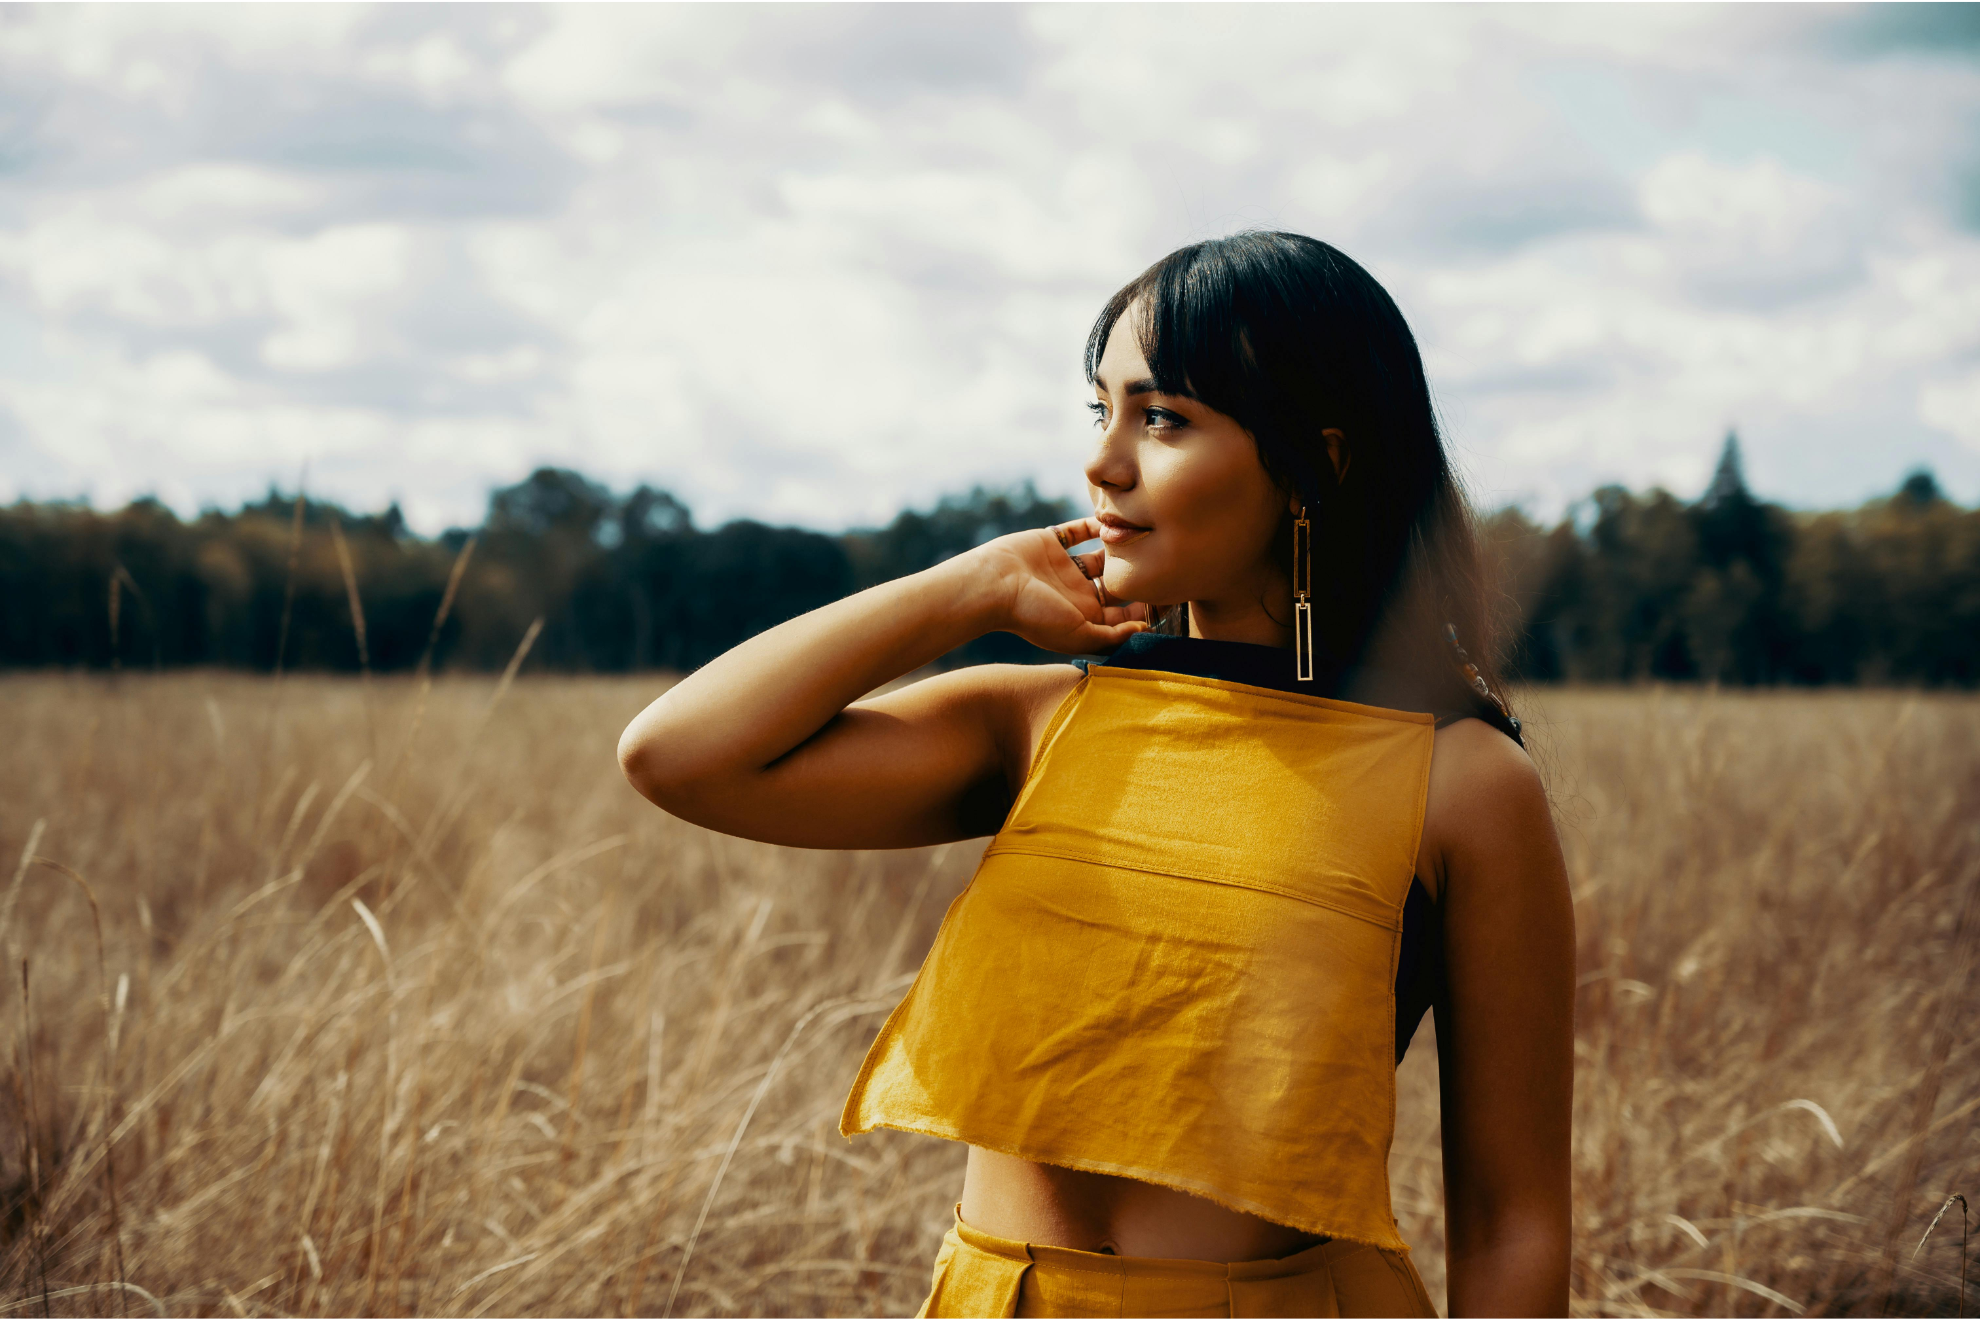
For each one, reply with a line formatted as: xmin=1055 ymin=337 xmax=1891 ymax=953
xmin=1920 ymin=371 xmax=1980 ymax=453
xmin=364 ymin=33 xmax=480 ymax=102
xmin=0 ymin=5 xmax=364 ymax=107
xmin=1636 ymin=152 xmax=1860 ymax=305
xmin=0 ymin=3 xmax=1976 ymax=533
xmin=260 ymin=224 xmax=414 ymax=372
xmin=500 ymin=7 xmax=733 ymax=113
xmin=133 ymin=164 xmax=323 ymax=223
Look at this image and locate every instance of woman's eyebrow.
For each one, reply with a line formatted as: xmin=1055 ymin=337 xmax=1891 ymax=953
xmin=1094 ymin=375 xmax=1194 ymax=400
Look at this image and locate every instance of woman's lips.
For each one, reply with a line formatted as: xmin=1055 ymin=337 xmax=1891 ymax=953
xmin=1095 ymin=515 xmax=1151 ymax=546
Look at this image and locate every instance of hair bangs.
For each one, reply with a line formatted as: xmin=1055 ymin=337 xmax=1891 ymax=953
xmin=1083 ymin=242 xmax=1236 ymax=405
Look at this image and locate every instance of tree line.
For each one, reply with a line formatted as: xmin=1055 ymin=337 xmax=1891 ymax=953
xmin=1486 ymin=439 xmax=1977 ymax=685
xmin=2 ymin=436 xmax=1974 ymax=685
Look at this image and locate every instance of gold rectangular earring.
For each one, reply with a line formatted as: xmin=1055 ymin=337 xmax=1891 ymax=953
xmin=1293 ymin=504 xmax=1313 ymax=682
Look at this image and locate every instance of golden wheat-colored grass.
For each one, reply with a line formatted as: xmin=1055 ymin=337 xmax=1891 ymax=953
xmin=1 ymin=674 xmax=1975 ymax=1317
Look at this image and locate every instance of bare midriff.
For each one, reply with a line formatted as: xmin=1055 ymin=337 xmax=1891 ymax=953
xmin=958 ymin=1147 xmax=1329 ymax=1263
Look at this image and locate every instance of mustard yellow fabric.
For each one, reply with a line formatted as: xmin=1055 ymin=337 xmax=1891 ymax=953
xmin=841 ymin=666 xmax=1436 ymax=1251
xmin=918 ymin=1208 xmax=1438 ymax=1318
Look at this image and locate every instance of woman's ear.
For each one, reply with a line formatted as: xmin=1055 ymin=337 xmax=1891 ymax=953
xmin=1286 ymin=430 xmax=1352 ymax=514
xmin=1321 ymin=428 xmax=1350 ymax=483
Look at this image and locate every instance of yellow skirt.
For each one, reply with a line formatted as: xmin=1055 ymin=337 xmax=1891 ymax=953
xmin=917 ymin=1210 xmax=1437 ymax=1318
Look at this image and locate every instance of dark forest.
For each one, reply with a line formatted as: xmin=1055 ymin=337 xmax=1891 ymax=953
xmin=4 ymin=436 xmax=1975 ymax=685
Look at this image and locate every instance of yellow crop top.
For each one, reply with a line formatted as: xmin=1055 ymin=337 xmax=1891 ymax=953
xmin=839 ymin=663 xmax=1436 ymax=1251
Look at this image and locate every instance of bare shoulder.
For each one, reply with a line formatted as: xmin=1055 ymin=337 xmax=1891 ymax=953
xmin=1416 ymin=716 xmax=1559 ymax=901
xmin=967 ymin=661 xmax=1086 ymax=775
xmin=859 ymin=660 xmax=1084 ymax=783
xmin=1426 ymin=717 xmax=1545 ymax=818
xmin=995 ymin=658 xmax=1087 ymax=712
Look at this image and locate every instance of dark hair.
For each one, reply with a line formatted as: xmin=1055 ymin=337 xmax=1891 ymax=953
xmin=1085 ymin=231 xmax=1515 ymax=733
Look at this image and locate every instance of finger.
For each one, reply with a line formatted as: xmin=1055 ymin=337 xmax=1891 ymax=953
xmin=1070 ymin=549 xmax=1105 ymax=581
xmin=1073 ymin=618 xmax=1150 ymax=651
xmin=1101 ymin=602 xmax=1151 ymax=626
xmin=1093 ymin=574 xmax=1141 ymax=610
xmin=1051 ymin=517 xmax=1104 ymax=551
xmin=1066 ymin=573 xmax=1108 ymax=622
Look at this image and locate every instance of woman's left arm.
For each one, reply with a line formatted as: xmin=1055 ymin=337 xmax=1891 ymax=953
xmin=1423 ymin=720 xmax=1575 ymax=1317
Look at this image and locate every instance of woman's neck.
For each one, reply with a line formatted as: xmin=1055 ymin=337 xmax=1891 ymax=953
xmin=1185 ymin=589 xmax=1295 ymax=649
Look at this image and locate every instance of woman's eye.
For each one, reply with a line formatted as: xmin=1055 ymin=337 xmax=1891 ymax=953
xmin=1086 ymin=401 xmax=1108 ymax=427
xmin=1145 ymin=407 xmax=1186 ymax=431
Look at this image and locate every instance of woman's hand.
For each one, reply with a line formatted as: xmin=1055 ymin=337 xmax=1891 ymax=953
xmin=967 ymin=517 xmax=1151 ymax=655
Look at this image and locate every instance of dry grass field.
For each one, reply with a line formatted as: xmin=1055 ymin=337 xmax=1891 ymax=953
xmin=1 ymin=672 xmax=1976 ymax=1317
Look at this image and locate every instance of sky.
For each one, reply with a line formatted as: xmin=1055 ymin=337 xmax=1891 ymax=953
xmin=2 ymin=3 xmax=1978 ymax=534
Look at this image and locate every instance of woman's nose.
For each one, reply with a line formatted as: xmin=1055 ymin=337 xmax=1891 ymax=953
xmin=1084 ymin=420 xmax=1135 ymax=493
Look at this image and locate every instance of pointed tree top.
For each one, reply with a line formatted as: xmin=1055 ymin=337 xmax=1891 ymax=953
xmin=1701 ymin=430 xmax=1751 ymax=510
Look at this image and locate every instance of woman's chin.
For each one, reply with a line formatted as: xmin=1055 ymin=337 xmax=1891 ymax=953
xmin=1102 ymin=568 xmax=1171 ymax=613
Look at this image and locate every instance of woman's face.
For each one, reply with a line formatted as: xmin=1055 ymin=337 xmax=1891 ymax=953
xmin=1085 ymin=308 xmax=1292 ymax=634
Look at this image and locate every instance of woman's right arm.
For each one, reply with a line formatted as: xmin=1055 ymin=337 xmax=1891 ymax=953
xmin=617 ymin=518 xmax=1146 ymax=850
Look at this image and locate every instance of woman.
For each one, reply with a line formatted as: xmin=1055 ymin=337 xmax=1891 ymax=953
xmin=619 ymin=232 xmax=1574 ymax=1318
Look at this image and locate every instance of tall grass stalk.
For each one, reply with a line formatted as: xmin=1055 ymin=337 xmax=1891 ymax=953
xmin=387 ymin=535 xmax=477 ymax=805
xmin=329 ymin=518 xmax=377 ymax=767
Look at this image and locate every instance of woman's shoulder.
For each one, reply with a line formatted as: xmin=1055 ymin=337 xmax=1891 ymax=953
xmin=999 ymin=660 xmax=1087 ymax=739
xmin=1417 ymin=716 xmax=1553 ymax=901
xmin=1433 ymin=712 xmax=1552 ymax=827
xmin=962 ymin=662 xmax=1084 ymax=791
xmin=891 ymin=660 xmax=1085 ymax=773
